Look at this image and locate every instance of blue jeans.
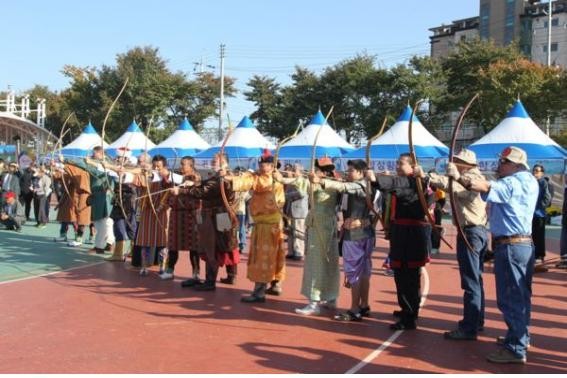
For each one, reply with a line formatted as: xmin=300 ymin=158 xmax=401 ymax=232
xmin=456 ymin=226 xmax=488 ymax=335
xmin=237 ymin=214 xmax=247 ymax=251
xmin=494 ymin=241 xmax=534 ymax=358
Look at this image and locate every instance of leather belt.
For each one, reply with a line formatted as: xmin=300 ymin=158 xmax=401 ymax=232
xmin=343 ymin=218 xmax=370 ymax=230
xmin=493 ymin=234 xmax=532 ymax=246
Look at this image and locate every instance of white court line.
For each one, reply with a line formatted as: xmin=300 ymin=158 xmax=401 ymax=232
xmin=345 ymin=267 xmax=430 ymax=374
xmin=0 ymin=261 xmax=106 ymax=285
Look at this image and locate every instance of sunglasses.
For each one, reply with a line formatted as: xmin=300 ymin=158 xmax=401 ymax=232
xmin=498 ymin=159 xmax=512 ymax=165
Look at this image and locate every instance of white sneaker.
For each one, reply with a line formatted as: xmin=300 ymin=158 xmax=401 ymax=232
xmin=431 ymin=248 xmax=440 ymax=255
xmin=295 ymin=303 xmax=320 ymax=316
xmin=159 ymin=272 xmax=174 ymax=280
xmin=139 ymin=268 xmax=148 ymax=276
xmin=67 ymin=240 xmax=82 ymax=247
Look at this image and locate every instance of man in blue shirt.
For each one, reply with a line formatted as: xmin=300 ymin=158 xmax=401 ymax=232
xmin=452 ymin=146 xmax=538 ymax=364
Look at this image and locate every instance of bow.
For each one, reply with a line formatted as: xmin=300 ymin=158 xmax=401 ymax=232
xmin=52 ymin=112 xmax=76 ymax=202
xmin=408 ymin=100 xmax=452 ymax=249
xmin=365 ymin=115 xmax=388 ymax=222
xmin=99 ymin=78 xmax=129 ymax=226
xmin=448 ymin=93 xmax=479 ymax=253
xmin=274 ymin=121 xmax=303 ymax=172
xmin=142 ymin=116 xmax=165 ymax=230
xmin=116 ymin=122 xmax=138 ymax=231
xmin=308 ymin=106 xmax=335 ymax=261
xmin=219 ymin=115 xmax=237 ymax=227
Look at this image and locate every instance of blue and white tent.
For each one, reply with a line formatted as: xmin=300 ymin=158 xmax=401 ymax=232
xmin=107 ymin=120 xmax=155 ymax=158
xmin=340 ymin=106 xmax=449 ymax=172
xmin=149 ymin=117 xmax=210 ymax=167
xmin=277 ymin=110 xmax=354 ymax=168
xmin=194 ymin=116 xmax=275 ymax=169
xmin=469 ymin=100 xmax=567 ymax=173
xmin=60 ymin=122 xmax=109 ymax=158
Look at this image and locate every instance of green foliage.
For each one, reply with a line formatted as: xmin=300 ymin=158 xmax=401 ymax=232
xmin=58 ymin=46 xmax=235 ymax=143
xmin=245 ymin=54 xmax=446 ymax=143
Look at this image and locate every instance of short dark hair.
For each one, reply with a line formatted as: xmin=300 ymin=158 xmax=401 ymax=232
xmin=533 ymin=164 xmax=544 ymax=173
xmin=346 ymin=159 xmax=367 ymax=172
xmin=92 ymin=146 xmax=103 ymax=153
xmin=152 ymin=154 xmax=168 ymax=167
xmin=181 ymin=156 xmax=195 ymax=164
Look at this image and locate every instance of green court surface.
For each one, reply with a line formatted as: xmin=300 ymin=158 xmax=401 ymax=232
xmin=0 ymin=220 xmax=105 ymax=283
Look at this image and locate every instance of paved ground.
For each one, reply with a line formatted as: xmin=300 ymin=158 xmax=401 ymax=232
xmin=0 ymin=216 xmax=566 ymax=373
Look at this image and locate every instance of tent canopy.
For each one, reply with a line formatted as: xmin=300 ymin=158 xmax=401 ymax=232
xmin=195 ymin=116 xmax=275 ymax=167
xmin=277 ymin=110 xmax=354 ymax=159
xmin=469 ymin=100 xmax=567 ymax=173
xmin=107 ymin=120 xmax=155 ymax=158
xmin=149 ymin=117 xmax=210 ymax=159
xmin=61 ymin=122 xmax=109 ymax=158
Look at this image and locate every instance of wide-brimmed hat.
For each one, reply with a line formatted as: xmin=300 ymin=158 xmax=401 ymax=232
xmin=453 ymin=148 xmax=477 ymax=166
xmin=499 ymin=146 xmax=529 ymax=170
xmin=315 ymin=157 xmax=335 ymax=171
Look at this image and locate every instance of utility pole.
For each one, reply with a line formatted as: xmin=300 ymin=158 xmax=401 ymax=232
xmin=218 ymin=43 xmax=226 ymax=141
xmin=546 ymin=0 xmax=552 ymax=135
xmin=547 ymin=0 xmax=552 ymax=67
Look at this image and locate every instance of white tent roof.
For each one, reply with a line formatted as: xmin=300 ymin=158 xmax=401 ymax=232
xmin=107 ymin=121 xmax=155 ymax=157
xmin=149 ymin=117 xmax=210 ymax=158
xmin=278 ymin=110 xmax=354 ymax=159
xmin=195 ymin=116 xmax=275 ymax=159
xmin=469 ymin=100 xmax=567 ymax=173
xmin=61 ymin=122 xmax=109 ymax=157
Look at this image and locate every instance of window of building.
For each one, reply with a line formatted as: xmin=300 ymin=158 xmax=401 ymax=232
xmin=480 ymin=3 xmax=490 ymax=39
xmin=544 ymin=18 xmax=560 ymax=28
xmin=543 ymin=43 xmax=559 ymax=52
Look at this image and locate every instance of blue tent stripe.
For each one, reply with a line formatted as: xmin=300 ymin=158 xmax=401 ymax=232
xmin=278 ymin=145 xmax=354 ymax=158
xmin=469 ymin=143 xmax=567 ymax=159
xmin=343 ymin=145 xmax=449 ymax=159
xmin=60 ymin=148 xmax=92 ymax=157
xmin=106 ymin=148 xmax=148 ymax=158
xmin=149 ymin=147 xmax=203 ymax=158
xmin=195 ymin=146 xmax=271 ymax=159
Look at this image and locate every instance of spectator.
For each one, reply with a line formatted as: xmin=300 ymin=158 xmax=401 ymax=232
xmin=1 ymin=191 xmax=25 ymax=232
xmin=531 ymin=164 xmax=551 ymax=272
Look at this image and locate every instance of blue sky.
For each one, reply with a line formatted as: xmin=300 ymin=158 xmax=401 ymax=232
xmin=1 ymin=0 xmax=478 ymax=129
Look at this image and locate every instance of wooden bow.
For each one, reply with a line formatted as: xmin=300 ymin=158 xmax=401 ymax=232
xmin=309 ymin=106 xmax=335 ymax=210
xmin=408 ymin=100 xmax=452 ymax=249
xmin=274 ymin=120 xmax=303 ymax=171
xmin=365 ymin=115 xmax=388 ymax=221
xmin=142 ymin=116 xmax=165 ymax=230
xmin=52 ymin=112 xmax=76 ymax=201
xmin=117 ymin=120 xmax=138 ymax=231
xmin=219 ymin=115 xmax=238 ymax=227
xmin=449 ymin=93 xmax=479 ymax=253
xmin=99 ymin=78 xmax=129 ymax=224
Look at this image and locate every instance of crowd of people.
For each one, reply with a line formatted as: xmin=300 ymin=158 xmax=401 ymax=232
xmin=1 ymin=145 xmax=566 ymax=365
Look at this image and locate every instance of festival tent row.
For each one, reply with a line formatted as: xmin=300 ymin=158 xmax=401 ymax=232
xmin=277 ymin=110 xmax=355 ymax=168
xmin=469 ymin=100 xmax=567 ymax=174
xmin=193 ymin=116 xmax=275 ymax=170
xmin=338 ymin=106 xmax=449 ymax=172
xmin=54 ymin=102 xmax=566 ymax=174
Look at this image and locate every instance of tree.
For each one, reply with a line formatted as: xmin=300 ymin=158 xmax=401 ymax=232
xmin=477 ymin=59 xmax=567 ymax=128
xmin=60 ymin=46 xmax=236 ymax=143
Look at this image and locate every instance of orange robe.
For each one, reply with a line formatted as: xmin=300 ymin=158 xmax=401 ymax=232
xmin=55 ymin=164 xmax=91 ymax=226
xmin=232 ymin=172 xmax=285 ymax=283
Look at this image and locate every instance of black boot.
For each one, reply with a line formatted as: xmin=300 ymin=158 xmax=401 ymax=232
xmin=220 ymin=264 xmax=237 ymax=284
